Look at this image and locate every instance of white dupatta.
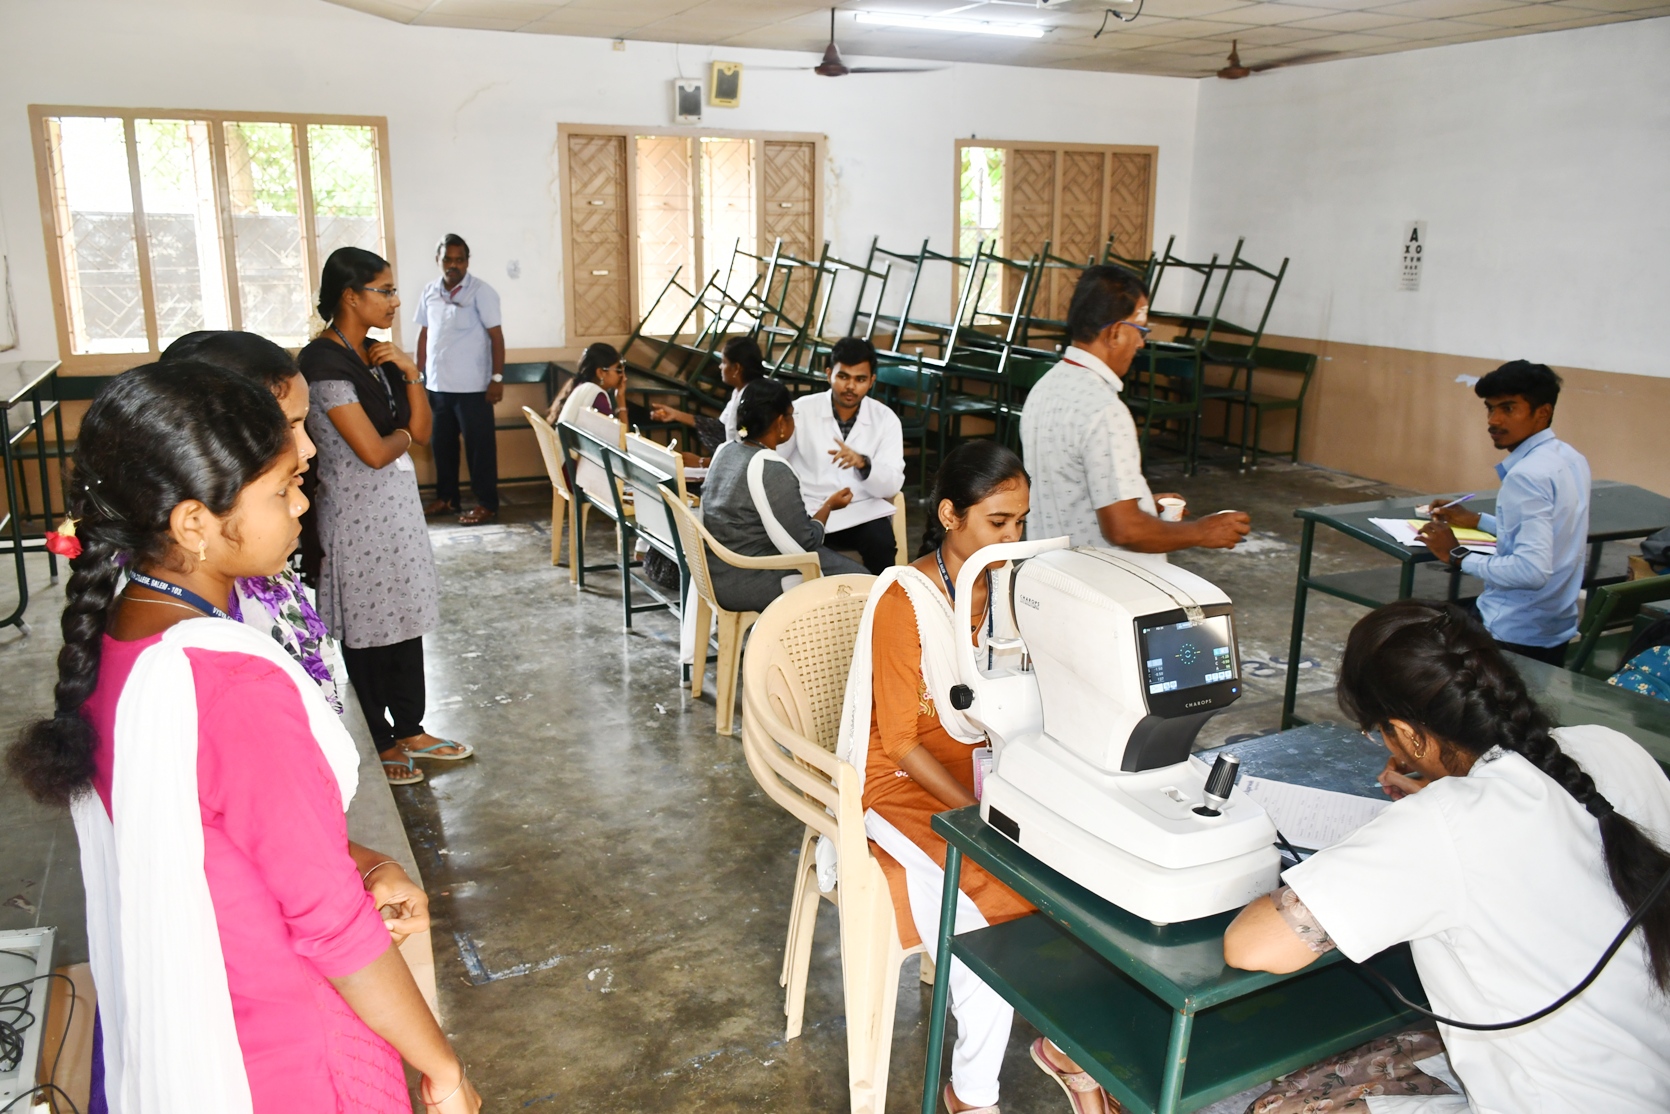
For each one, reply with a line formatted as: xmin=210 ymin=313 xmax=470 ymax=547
xmin=680 ymin=441 xmax=812 ymax=664
xmin=815 ymin=568 xmax=988 ymax=890
xmin=70 ymin=618 xmax=360 ymax=1114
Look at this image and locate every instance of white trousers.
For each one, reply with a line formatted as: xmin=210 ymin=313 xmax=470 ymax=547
xmin=867 ymin=811 xmax=1014 ymax=1108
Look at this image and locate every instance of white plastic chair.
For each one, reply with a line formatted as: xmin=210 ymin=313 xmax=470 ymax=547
xmin=523 ymin=406 xmax=588 ymax=578
xmin=665 ymin=495 xmax=822 ymax=736
xmin=741 ymin=575 xmax=935 ymax=1114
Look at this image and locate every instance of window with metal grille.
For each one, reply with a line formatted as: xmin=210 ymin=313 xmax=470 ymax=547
xmin=30 ymin=107 xmax=394 ymax=368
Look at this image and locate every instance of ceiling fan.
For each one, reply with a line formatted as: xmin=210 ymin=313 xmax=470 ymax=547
xmin=1216 ymin=39 xmax=1336 ymax=78
xmin=756 ymin=8 xmax=947 ymax=77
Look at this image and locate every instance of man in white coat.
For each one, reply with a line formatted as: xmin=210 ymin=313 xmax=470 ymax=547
xmin=779 ymin=337 xmax=905 ymax=574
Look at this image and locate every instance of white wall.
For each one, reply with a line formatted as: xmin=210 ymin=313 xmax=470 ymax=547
xmin=1186 ymin=17 xmax=1670 ymax=379
xmin=0 ymin=0 xmax=1200 ymax=361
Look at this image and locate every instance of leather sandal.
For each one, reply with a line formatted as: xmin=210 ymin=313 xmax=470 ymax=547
xmin=423 ymin=498 xmax=459 ymax=517
xmin=1030 ymin=1038 xmax=1116 ymax=1113
xmin=943 ymin=1084 xmax=999 ymax=1114
xmin=457 ymin=506 xmax=497 ymax=525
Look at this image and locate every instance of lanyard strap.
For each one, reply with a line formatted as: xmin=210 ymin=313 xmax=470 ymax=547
xmin=935 ymin=547 xmax=995 ymax=643
xmin=126 ymin=572 xmax=231 ymax=621
xmin=331 ymin=326 xmax=398 ymax=416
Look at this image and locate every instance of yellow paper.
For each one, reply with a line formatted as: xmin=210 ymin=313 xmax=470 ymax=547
xmin=1407 ymin=520 xmax=1495 ymax=543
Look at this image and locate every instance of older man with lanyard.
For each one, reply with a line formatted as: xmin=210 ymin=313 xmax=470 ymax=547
xmin=778 ymin=336 xmax=905 ymax=574
xmin=1021 ymin=265 xmax=1249 ymax=558
xmin=1418 ymin=360 xmax=1591 ymax=665
xmin=416 ymin=233 xmax=505 ymax=525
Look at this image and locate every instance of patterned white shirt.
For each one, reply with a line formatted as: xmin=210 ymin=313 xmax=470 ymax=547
xmin=1020 ymin=346 xmax=1156 ymax=549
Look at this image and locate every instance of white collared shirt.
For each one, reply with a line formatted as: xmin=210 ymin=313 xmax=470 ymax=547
xmin=1020 ymin=345 xmax=1156 ymax=550
xmin=778 ymin=391 xmax=905 ymax=533
xmin=413 ymin=272 xmax=502 ymax=393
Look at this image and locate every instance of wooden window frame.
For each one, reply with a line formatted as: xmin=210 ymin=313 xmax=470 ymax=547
xmin=558 ymin=123 xmax=826 ymax=346
xmin=951 ymin=138 xmax=1159 ymax=311
xmin=28 ymin=104 xmax=399 ymax=374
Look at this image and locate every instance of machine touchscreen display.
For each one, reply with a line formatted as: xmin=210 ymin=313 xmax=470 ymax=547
xmin=1140 ymin=615 xmax=1236 ymax=695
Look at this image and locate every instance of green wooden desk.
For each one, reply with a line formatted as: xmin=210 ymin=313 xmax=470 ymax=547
xmin=1 ymin=360 xmax=67 ymax=633
xmin=1281 ymin=481 xmax=1670 ymax=728
xmin=920 ymin=807 xmax=1425 ymax=1114
xmin=1509 ymin=651 xmax=1670 ymax=773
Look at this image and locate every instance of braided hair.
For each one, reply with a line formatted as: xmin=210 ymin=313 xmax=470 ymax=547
xmin=1338 ymin=598 xmax=1670 ymax=990
xmin=6 ymin=362 xmax=290 ymax=807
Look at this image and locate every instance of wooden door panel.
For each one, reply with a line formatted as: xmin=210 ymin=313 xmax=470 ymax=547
xmin=1053 ymin=151 xmax=1105 ymax=318
xmin=761 ymin=139 xmax=817 ymax=324
xmin=1106 ymin=152 xmax=1153 ymax=263
xmin=568 ymin=133 xmax=630 ymax=338
xmin=1003 ymin=148 xmax=1055 ymax=312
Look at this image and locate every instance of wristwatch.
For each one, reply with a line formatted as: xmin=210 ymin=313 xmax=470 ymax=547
xmin=491 ymin=373 xmax=504 ymax=383
xmin=1448 ymin=545 xmax=1473 ymax=565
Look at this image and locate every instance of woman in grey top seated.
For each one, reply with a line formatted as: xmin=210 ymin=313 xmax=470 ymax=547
xmin=700 ymin=378 xmax=865 ymax=612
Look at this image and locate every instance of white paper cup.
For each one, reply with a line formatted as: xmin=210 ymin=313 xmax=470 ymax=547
xmin=1158 ymin=497 xmax=1186 ymax=522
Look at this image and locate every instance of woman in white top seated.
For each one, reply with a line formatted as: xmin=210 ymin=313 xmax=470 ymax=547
xmin=1224 ymin=598 xmax=1670 ymax=1114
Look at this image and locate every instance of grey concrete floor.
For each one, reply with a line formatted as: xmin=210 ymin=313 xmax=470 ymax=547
xmin=0 ymin=439 xmax=1640 ymax=1113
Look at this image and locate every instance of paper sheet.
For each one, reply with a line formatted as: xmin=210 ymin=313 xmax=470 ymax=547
xmin=1240 ymin=776 xmax=1390 ymax=851
xmin=1368 ymin=517 xmax=1496 ymax=550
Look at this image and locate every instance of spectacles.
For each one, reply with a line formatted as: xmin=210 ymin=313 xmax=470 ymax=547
xmin=1115 ymin=321 xmax=1151 ymax=338
xmin=361 ymin=286 xmax=398 ymax=297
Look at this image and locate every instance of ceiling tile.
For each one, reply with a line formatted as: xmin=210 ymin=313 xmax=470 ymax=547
xmin=1463 ymin=2 xmax=1606 ymax=23
xmin=1368 ymin=0 xmax=1519 ymax=17
xmin=409 ymin=11 xmax=539 ymax=30
xmin=1193 ymin=1 xmax=1342 ymax=22
xmin=328 ymin=0 xmax=426 ymax=21
xmin=321 ymin=0 xmax=1661 ymax=78
xmin=1284 ymin=9 xmax=1419 ymax=30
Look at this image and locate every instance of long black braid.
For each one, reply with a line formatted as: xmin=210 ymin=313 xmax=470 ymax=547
xmin=6 ymin=362 xmax=289 ymax=807
xmin=1338 ymin=598 xmax=1670 ymax=990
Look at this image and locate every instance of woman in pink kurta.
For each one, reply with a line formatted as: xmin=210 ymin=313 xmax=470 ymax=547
xmin=8 ymin=361 xmax=479 ymax=1113
xmin=83 ymin=637 xmax=408 ymax=1112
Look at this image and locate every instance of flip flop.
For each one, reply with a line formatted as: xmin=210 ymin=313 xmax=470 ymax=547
xmin=403 ymin=739 xmax=475 ymax=762
xmin=382 ymin=753 xmax=424 ymax=785
xmin=944 ymin=1084 xmax=999 ymax=1114
xmin=1030 ymin=1039 xmax=1114 ymax=1114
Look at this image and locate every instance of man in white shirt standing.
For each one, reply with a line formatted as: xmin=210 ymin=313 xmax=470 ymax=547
xmin=779 ymin=337 xmax=905 ymax=573
xmin=415 ymin=234 xmax=505 ymax=525
xmin=1021 ymin=265 xmax=1249 ymax=557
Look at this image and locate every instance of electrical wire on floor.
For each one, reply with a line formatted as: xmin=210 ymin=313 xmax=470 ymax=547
xmin=0 ymin=964 xmax=80 ymax=1114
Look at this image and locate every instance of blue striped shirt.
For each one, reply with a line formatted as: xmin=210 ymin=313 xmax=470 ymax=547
xmin=1461 ymin=428 xmax=1591 ymax=649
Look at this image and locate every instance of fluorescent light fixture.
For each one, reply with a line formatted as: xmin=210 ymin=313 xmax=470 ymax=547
xmin=853 ymin=10 xmax=1049 ymax=38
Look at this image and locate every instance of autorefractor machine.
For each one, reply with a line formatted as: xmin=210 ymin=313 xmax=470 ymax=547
xmin=947 ymin=538 xmax=1279 ymax=925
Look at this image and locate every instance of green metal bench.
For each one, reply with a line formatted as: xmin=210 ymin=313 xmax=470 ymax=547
xmin=1566 ymin=573 xmax=1670 ymax=678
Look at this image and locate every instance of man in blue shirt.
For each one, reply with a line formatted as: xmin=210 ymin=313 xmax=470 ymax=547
xmin=416 ymin=233 xmax=505 ymax=525
xmin=1419 ymin=361 xmax=1591 ymax=664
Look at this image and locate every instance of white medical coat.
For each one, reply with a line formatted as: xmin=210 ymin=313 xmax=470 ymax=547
xmin=778 ymin=391 xmax=904 ymax=533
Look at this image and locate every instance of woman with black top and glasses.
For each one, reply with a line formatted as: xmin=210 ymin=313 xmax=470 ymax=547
xmin=299 ymin=247 xmax=474 ymax=786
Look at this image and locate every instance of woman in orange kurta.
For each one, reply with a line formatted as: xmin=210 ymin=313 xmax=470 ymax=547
xmin=849 ymin=440 xmax=1111 ymax=1114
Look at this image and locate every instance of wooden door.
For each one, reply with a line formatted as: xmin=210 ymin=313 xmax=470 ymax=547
xmin=1053 ymin=151 xmax=1106 ymax=318
xmin=1106 ymin=152 xmax=1154 ymax=265
xmin=1003 ymin=148 xmax=1055 ymax=312
xmin=760 ymin=139 xmax=817 ymax=324
xmin=634 ymin=135 xmax=693 ymax=335
xmin=567 ymin=133 xmax=630 ymax=339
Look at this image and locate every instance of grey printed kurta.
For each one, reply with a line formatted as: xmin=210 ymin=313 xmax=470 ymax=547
xmin=305 ymin=379 xmax=440 ymax=648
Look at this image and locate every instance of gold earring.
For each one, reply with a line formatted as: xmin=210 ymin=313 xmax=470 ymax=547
xmin=1412 ymin=741 xmax=1427 ymax=758
xmin=198 ymin=540 xmax=208 ymax=563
